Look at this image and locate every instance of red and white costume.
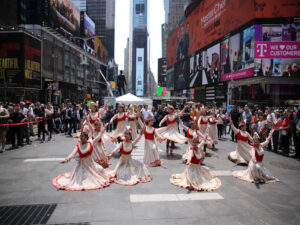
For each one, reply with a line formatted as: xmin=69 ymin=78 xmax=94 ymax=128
xmin=110 ymin=134 xmax=152 ymax=185
xmin=198 ymin=116 xmax=208 ymax=134
xmin=157 ymin=114 xmax=188 ymax=144
xmin=170 ymin=141 xmax=222 ymax=191
xmin=228 ymin=128 xmax=252 ymax=164
xmin=89 ymin=111 xmax=101 ymax=125
xmin=52 ymin=131 xmax=112 ymax=191
xmin=179 ymin=119 xmax=205 ymax=162
xmin=233 ymin=138 xmax=279 ymax=183
xmin=91 ymin=130 xmax=109 ymax=168
xmin=127 ymin=113 xmax=138 ymax=140
xmin=142 ymin=126 xmax=164 ymax=167
xmin=208 ymin=117 xmax=218 ymax=144
xmin=109 ymin=112 xmax=127 ymax=140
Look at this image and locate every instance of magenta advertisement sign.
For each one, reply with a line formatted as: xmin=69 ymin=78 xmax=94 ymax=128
xmin=221 ymin=68 xmax=254 ymax=81
xmin=255 ymin=41 xmax=300 ymax=59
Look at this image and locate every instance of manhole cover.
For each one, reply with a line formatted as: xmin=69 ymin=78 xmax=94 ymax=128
xmin=269 ymin=161 xmax=300 ymax=170
xmin=0 ymin=203 xmax=56 ymax=225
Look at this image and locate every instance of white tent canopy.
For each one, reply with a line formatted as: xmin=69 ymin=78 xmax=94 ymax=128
xmin=116 ymin=93 xmax=144 ymax=104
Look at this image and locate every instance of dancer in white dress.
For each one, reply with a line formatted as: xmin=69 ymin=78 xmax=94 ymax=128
xmin=127 ymin=105 xmax=138 ymax=140
xmin=228 ymin=117 xmax=253 ymax=164
xmin=52 ymin=124 xmax=113 ymax=191
xmin=87 ymin=119 xmax=109 ymax=168
xmin=108 ymin=130 xmax=152 ymax=185
xmin=170 ymin=137 xmax=222 ymax=191
xmin=109 ymin=103 xmax=127 ymax=141
xmin=233 ymin=131 xmax=279 ymax=184
xmin=178 ymin=118 xmax=205 ymax=163
xmin=208 ymin=109 xmax=218 ymax=149
xmin=138 ymin=116 xmax=165 ymax=167
xmin=157 ymin=104 xmax=188 ymax=156
xmin=197 ymin=108 xmax=209 ymax=134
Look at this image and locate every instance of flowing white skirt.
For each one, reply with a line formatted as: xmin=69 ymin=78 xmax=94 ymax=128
xmin=170 ymin=164 xmax=221 ymax=191
xmin=52 ymin=155 xmax=112 ymax=191
xmin=128 ymin=121 xmax=138 ymax=140
xmin=93 ymin=143 xmax=109 ymax=168
xmin=157 ymin=123 xmax=188 ymax=144
xmin=209 ymin=124 xmax=218 ymax=144
xmin=228 ymin=141 xmax=252 ymax=164
xmin=233 ymin=160 xmax=279 ymax=183
xmin=143 ymin=139 xmax=163 ymax=167
xmin=109 ymin=121 xmax=126 ymax=140
xmin=110 ymin=154 xmax=152 ymax=185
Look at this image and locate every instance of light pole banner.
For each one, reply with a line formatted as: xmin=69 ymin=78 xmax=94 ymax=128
xmin=255 ymin=41 xmax=300 ymax=59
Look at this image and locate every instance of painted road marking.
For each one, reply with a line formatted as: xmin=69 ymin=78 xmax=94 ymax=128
xmin=130 ymin=193 xmax=224 ymax=203
xmin=24 ymin=158 xmax=64 ymax=162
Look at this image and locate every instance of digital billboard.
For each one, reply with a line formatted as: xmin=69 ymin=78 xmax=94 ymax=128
xmin=136 ymin=48 xmax=144 ymax=96
xmin=0 ymin=32 xmax=41 ymax=89
xmin=157 ymin=86 xmax=170 ymax=97
xmin=167 ymin=0 xmax=300 ymax=68
xmin=94 ymin=37 xmax=107 ymax=63
xmin=202 ymin=43 xmax=220 ymax=85
xmin=49 ymin=0 xmax=80 ymax=36
xmin=81 ymin=12 xmax=95 ymax=38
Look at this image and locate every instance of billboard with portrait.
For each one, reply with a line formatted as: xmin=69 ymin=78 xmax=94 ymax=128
xmin=174 ymin=57 xmax=189 ymax=90
xmin=49 ymin=0 xmax=80 ymax=36
xmin=202 ymin=43 xmax=220 ymax=85
xmin=167 ymin=0 xmax=300 ymax=68
xmin=157 ymin=86 xmax=170 ymax=97
xmin=83 ymin=12 xmax=95 ymax=37
xmin=136 ymin=48 xmax=144 ymax=96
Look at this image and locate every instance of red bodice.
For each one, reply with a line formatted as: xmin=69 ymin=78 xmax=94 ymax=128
xmin=167 ymin=115 xmax=176 ymax=124
xmin=128 ymin=117 xmax=135 ymax=121
xmin=120 ymin=142 xmax=133 ymax=155
xmin=77 ymin=142 xmax=93 ymax=158
xmin=237 ymin=130 xmax=248 ymax=142
xmin=254 ymin=145 xmax=264 ymax=162
xmin=209 ymin=118 xmax=216 ymax=125
xmin=89 ymin=112 xmax=99 ymax=124
xmin=117 ymin=113 xmax=126 ymax=122
xmin=190 ymin=150 xmax=203 ymax=164
xmin=92 ymin=132 xmax=102 ymax=144
xmin=200 ymin=117 xmax=208 ymax=125
xmin=144 ymin=127 xmax=155 ymax=140
xmin=187 ymin=128 xmax=194 ymax=139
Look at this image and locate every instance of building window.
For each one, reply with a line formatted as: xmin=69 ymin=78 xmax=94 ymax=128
xmin=136 ymin=4 xmax=145 ymax=14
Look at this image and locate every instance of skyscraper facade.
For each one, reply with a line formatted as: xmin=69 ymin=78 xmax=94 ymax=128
xmin=86 ymin=0 xmax=115 ymax=59
xmin=129 ymin=0 xmax=149 ymax=96
xmin=72 ymin=0 xmax=87 ymax=11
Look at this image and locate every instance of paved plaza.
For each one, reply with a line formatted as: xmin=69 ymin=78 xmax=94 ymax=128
xmin=0 ymin=133 xmax=299 ymax=225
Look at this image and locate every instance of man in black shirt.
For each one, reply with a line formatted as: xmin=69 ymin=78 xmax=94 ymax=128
xmin=181 ymin=105 xmax=191 ymax=136
xmin=9 ymin=104 xmax=26 ymax=148
xmin=117 ymin=70 xmax=127 ymax=96
xmin=230 ymin=105 xmax=241 ymax=142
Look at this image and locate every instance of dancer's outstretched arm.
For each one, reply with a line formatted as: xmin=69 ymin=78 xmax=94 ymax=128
xmin=92 ymin=123 xmax=109 ymax=145
xmin=178 ymin=117 xmax=188 ymax=132
xmin=60 ymin=147 xmax=77 ymax=164
xmin=159 ymin=115 xmax=167 ymax=127
xmin=261 ymin=129 xmax=274 ymax=147
xmin=229 ymin=116 xmax=239 ymax=134
xmin=132 ymin=133 xmax=143 ymax=147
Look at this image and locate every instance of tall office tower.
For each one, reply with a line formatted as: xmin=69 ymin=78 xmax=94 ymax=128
xmin=124 ymin=38 xmax=130 ymax=92
xmin=162 ymin=0 xmax=188 ymax=57
xmin=72 ymin=0 xmax=87 ymax=11
xmin=86 ymin=0 xmax=115 ymax=59
xmin=129 ymin=0 xmax=148 ymax=96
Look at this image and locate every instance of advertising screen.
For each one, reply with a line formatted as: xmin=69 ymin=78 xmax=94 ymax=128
xmin=157 ymin=86 xmax=170 ymax=97
xmin=174 ymin=57 xmax=189 ymax=90
xmin=158 ymin=58 xmax=167 ymax=86
xmin=243 ymin=26 xmax=255 ymax=67
xmin=24 ymin=34 xmax=41 ymax=89
xmin=189 ymin=51 xmax=203 ymax=88
xmin=84 ymin=12 xmax=95 ymax=37
xmin=202 ymin=43 xmax=220 ymax=85
xmin=49 ymin=0 xmax=80 ymax=36
xmin=0 ymin=33 xmax=41 ymax=89
xmin=136 ymin=48 xmax=144 ymax=96
xmin=166 ymin=0 xmax=300 ymax=68
xmin=94 ymin=37 xmax=106 ymax=63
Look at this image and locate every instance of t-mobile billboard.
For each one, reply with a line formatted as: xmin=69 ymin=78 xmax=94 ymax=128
xmin=136 ymin=48 xmax=144 ymax=96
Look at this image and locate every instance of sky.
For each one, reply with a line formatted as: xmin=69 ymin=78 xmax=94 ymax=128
xmin=114 ymin=0 xmax=165 ymax=81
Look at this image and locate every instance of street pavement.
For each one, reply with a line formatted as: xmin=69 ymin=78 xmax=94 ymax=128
xmin=0 ymin=131 xmax=299 ymax=225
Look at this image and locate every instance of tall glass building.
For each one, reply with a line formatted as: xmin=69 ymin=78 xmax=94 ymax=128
xmin=129 ymin=0 xmax=149 ymax=96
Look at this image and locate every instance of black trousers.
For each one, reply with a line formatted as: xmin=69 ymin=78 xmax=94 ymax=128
xmin=272 ymin=130 xmax=279 ymax=152
xmin=38 ymin=121 xmax=46 ymax=141
xmin=11 ymin=126 xmax=22 ymax=146
xmin=47 ymin=120 xmax=52 ymax=139
xmin=281 ymin=134 xmax=290 ymax=154
xmin=118 ymin=85 xmax=125 ymax=96
xmin=294 ymin=132 xmax=300 ymax=157
xmin=22 ymin=124 xmax=29 ymax=143
xmin=217 ymin=124 xmax=223 ymax=139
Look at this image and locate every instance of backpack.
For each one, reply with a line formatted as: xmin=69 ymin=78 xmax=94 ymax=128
xmin=68 ymin=109 xmax=72 ymax=117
